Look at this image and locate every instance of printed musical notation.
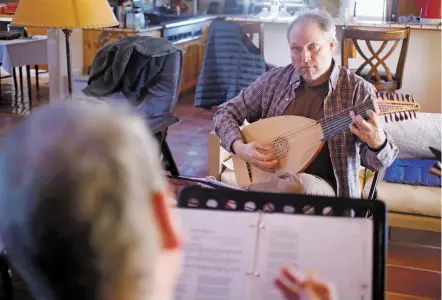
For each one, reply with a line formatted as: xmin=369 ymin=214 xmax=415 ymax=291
xmin=174 ymin=207 xmax=375 ymax=300
xmin=183 ymin=247 xmax=242 ymax=273
xmin=253 ymin=214 xmax=373 ymax=300
xmin=174 ymin=210 xmax=257 ymax=300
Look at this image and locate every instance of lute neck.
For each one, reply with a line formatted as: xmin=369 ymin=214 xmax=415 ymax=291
xmin=320 ymin=100 xmax=376 ymax=141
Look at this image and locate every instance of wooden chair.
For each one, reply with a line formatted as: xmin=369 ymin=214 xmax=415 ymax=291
xmin=227 ymin=20 xmax=277 ymax=70
xmin=227 ymin=20 xmax=265 ymax=55
xmin=341 ymin=27 xmax=411 ymax=92
xmin=240 ymin=22 xmax=264 ymax=55
xmin=85 ymin=37 xmax=183 ymax=176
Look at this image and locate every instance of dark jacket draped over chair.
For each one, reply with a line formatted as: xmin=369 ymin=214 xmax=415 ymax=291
xmin=194 ymin=19 xmax=268 ymax=109
xmin=83 ymin=36 xmax=182 ymax=123
xmin=82 ymin=35 xmax=184 ymax=176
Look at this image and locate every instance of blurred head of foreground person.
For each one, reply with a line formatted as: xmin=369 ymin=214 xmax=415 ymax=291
xmin=0 ymin=100 xmax=182 ymax=300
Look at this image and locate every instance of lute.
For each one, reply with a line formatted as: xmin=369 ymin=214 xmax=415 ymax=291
xmin=231 ymin=92 xmax=421 ymax=187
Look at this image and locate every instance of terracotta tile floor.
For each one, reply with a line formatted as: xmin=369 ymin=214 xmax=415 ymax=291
xmin=0 ymin=72 xmax=440 ymax=300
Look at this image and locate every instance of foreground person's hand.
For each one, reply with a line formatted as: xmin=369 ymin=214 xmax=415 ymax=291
xmin=232 ymin=139 xmax=278 ymax=172
xmin=275 ymin=267 xmax=335 ymax=300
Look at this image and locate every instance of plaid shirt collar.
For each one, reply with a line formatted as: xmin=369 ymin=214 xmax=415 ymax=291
xmin=289 ymin=59 xmax=340 ymax=89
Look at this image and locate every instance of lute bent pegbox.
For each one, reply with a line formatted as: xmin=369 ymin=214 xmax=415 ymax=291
xmin=231 ymin=92 xmax=421 ymax=187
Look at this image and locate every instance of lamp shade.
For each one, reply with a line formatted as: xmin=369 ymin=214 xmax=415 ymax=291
xmin=11 ymin=0 xmax=119 ymax=29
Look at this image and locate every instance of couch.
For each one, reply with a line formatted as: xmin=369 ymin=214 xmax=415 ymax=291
xmin=208 ymin=112 xmax=441 ymax=232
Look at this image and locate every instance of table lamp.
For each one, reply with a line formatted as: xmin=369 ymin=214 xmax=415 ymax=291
xmin=10 ymin=0 xmax=119 ymax=97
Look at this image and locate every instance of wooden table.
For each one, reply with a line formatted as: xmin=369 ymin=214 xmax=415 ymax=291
xmin=0 ymin=35 xmax=47 ymax=103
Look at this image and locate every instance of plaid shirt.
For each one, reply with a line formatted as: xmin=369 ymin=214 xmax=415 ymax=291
xmin=213 ymin=60 xmax=399 ymax=198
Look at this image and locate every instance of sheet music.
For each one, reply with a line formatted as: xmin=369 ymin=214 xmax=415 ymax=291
xmin=254 ymin=214 xmax=373 ymax=300
xmin=174 ymin=209 xmax=258 ymax=300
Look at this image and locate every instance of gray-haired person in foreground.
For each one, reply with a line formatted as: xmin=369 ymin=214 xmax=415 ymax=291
xmin=214 ymin=8 xmax=398 ymax=198
xmin=0 ymin=100 xmax=183 ymax=300
xmin=0 ymin=98 xmax=335 ymax=300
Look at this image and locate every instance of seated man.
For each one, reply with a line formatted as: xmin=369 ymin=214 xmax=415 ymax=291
xmin=213 ymin=9 xmax=399 ymax=198
xmin=0 ymin=100 xmax=333 ymax=300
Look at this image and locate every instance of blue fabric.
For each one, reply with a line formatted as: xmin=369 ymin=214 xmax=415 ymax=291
xmin=383 ymin=159 xmax=441 ymax=186
xmin=194 ymin=19 xmax=267 ymax=109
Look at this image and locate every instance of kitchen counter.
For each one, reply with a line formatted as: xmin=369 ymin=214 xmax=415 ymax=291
xmin=160 ymin=15 xmax=218 ymax=28
xmin=224 ymin=15 xmax=442 ymax=30
xmin=84 ymin=25 xmax=164 ymax=33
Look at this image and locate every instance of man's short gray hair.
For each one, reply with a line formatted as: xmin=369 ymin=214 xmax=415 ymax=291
xmin=0 ymin=98 xmax=167 ymax=300
xmin=286 ymin=8 xmax=338 ymax=45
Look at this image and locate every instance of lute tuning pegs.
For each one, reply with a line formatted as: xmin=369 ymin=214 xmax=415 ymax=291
xmin=404 ymin=94 xmax=414 ymax=119
xmin=411 ymin=95 xmax=417 ymax=118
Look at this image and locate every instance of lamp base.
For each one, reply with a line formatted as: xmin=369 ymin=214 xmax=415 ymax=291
xmin=62 ymin=29 xmax=73 ymax=97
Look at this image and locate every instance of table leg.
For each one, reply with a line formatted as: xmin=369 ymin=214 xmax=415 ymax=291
xmin=35 ymin=65 xmax=39 ymax=91
xmin=19 ymin=67 xmax=23 ymax=96
xmin=26 ymin=65 xmax=32 ymax=105
xmin=12 ymin=68 xmax=18 ymax=92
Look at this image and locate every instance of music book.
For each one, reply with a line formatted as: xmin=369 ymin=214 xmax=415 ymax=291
xmin=174 ymin=186 xmax=387 ymax=300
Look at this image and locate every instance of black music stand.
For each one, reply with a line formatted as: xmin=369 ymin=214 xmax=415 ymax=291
xmin=177 ymin=185 xmax=388 ymax=300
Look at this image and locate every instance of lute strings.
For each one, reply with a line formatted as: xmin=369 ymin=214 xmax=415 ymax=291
xmin=258 ymin=99 xmax=416 ymax=158
xmin=260 ymin=101 xmax=374 ymax=147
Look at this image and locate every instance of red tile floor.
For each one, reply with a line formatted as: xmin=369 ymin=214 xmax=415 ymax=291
xmin=167 ymin=92 xmax=217 ymax=178
xmin=0 ymin=71 xmax=440 ymax=300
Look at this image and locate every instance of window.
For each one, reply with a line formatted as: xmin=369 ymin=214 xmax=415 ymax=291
xmin=355 ymin=0 xmax=386 ymax=21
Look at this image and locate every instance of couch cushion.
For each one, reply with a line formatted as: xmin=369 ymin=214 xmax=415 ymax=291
xmin=362 ymin=177 xmax=441 ymax=218
xmin=383 ymin=159 xmax=441 ymax=187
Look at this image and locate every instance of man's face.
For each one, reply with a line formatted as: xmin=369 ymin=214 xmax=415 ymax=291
xmin=288 ymin=19 xmax=335 ymax=84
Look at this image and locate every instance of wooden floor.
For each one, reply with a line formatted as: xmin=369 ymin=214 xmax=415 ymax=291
xmin=0 ymin=72 xmax=440 ymax=300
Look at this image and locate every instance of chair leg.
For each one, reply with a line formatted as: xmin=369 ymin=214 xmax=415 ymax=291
xmin=19 ymin=67 xmax=23 ymax=97
xmin=0 ymin=254 xmax=13 ymax=300
xmin=368 ymin=171 xmax=380 ymax=201
xmin=156 ymin=130 xmax=180 ymax=176
xmin=162 ymin=139 xmax=180 ymax=176
xmin=26 ymin=65 xmax=32 ymax=105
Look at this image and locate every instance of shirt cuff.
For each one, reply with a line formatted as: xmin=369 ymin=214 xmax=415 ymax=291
xmin=368 ymin=137 xmax=388 ymax=153
xmin=222 ymin=128 xmax=244 ymax=153
xmin=369 ymin=137 xmax=394 ymax=165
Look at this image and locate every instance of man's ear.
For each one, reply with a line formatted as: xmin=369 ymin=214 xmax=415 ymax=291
xmin=152 ymin=191 xmax=181 ymax=250
xmin=329 ymin=40 xmax=336 ymax=53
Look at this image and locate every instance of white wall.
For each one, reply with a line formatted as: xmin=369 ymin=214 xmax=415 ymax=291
xmin=70 ymin=29 xmax=83 ymax=76
xmin=47 ymin=28 xmax=84 ymax=103
xmin=262 ymin=23 xmax=441 ymax=113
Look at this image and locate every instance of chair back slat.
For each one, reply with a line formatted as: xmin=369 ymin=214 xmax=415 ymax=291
xmin=343 ymin=27 xmax=409 ymax=41
xmin=341 ymin=26 xmax=411 ymax=92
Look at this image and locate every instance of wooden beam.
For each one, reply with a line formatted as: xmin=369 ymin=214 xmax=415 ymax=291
xmin=389 ymin=212 xmax=441 ymax=233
